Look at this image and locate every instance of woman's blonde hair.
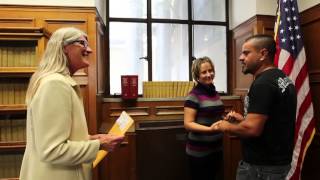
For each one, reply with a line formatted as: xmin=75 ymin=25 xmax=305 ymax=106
xmin=191 ymin=56 xmax=215 ymax=81
xmin=25 ymin=27 xmax=86 ymax=105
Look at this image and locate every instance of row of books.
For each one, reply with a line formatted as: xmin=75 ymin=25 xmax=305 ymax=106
xmin=0 ymin=81 xmax=28 ymax=105
xmin=0 ymin=47 xmax=37 ymax=67
xmin=0 ymin=118 xmax=26 ymax=142
xmin=143 ymin=81 xmax=195 ymax=98
xmin=0 ymin=154 xmax=23 ymax=178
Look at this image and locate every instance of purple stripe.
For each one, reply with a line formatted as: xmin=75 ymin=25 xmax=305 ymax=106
xmin=197 ymin=94 xmax=220 ymax=101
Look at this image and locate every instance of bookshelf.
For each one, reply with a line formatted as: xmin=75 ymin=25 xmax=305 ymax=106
xmin=143 ymin=81 xmax=195 ymax=98
xmin=0 ymin=27 xmax=47 ymax=179
xmin=0 ymin=5 xmax=108 ymax=180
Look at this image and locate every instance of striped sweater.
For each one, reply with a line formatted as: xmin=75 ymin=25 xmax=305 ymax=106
xmin=184 ymin=83 xmax=225 ymax=157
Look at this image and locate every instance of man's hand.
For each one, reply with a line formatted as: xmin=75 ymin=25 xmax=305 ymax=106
xmin=225 ymin=110 xmax=244 ymax=123
xmin=211 ymin=120 xmax=229 ymax=132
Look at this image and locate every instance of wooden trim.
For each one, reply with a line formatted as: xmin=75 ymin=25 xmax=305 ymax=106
xmin=45 ymin=19 xmax=87 ymax=24
xmin=0 ymin=67 xmax=36 ymax=74
xmin=0 ymin=142 xmax=26 ymax=151
xmin=0 ymin=18 xmax=34 ymax=25
xmin=300 ymin=4 xmax=320 ymax=26
xmin=0 ymin=27 xmax=47 ymax=38
xmin=155 ymin=106 xmax=184 ymax=116
xmin=0 ymin=104 xmax=26 ymax=112
xmin=109 ymin=107 xmax=150 ymax=117
xmin=0 ymin=5 xmax=96 ymax=12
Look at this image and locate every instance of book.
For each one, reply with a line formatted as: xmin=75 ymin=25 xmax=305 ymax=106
xmin=121 ymin=75 xmax=138 ymax=99
xmin=130 ymin=75 xmax=138 ymax=98
xmin=142 ymin=81 xmax=150 ymax=98
xmin=92 ymin=111 xmax=134 ymax=168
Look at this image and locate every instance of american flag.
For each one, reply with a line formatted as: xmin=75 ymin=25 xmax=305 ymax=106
xmin=274 ymin=0 xmax=316 ymax=179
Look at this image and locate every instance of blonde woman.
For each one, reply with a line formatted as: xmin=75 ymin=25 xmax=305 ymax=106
xmin=20 ymin=27 xmax=124 ymax=180
xmin=184 ymin=56 xmax=225 ymax=180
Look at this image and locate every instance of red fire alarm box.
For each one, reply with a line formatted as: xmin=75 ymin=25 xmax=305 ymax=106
xmin=121 ymin=75 xmax=138 ymax=99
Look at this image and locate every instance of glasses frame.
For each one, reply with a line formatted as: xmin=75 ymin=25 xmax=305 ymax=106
xmin=65 ymin=39 xmax=89 ymax=49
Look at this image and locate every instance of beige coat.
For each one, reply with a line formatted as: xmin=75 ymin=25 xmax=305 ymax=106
xmin=20 ymin=73 xmax=100 ymax=180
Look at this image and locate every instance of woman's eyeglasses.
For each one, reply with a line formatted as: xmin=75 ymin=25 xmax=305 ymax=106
xmin=65 ymin=39 xmax=89 ymax=49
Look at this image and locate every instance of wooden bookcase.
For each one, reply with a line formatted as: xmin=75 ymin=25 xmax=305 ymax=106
xmin=0 ymin=5 xmax=107 ymax=180
xmin=0 ymin=27 xmax=48 ymax=179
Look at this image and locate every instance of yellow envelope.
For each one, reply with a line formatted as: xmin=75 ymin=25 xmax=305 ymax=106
xmin=93 ymin=111 xmax=134 ymax=168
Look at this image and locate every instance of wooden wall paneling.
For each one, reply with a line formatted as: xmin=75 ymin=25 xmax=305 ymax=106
xmin=86 ymin=13 xmax=99 ymax=136
xmin=99 ymin=133 xmax=136 ymax=180
xmin=43 ymin=19 xmax=87 ymax=33
xmin=155 ymin=105 xmax=184 ymax=116
xmin=231 ymin=17 xmax=255 ymax=96
xmin=231 ymin=15 xmax=275 ymax=96
xmin=300 ymin=4 xmax=320 ymax=180
xmin=95 ymin=18 xmax=108 ymax=180
xmin=0 ymin=18 xmax=35 ymax=27
xmin=222 ymin=98 xmax=243 ymax=180
xmin=100 ymin=97 xmax=243 ymax=180
xmin=80 ymin=84 xmax=89 ymax=122
xmin=309 ymin=82 xmax=320 ymax=131
xmin=255 ymin=15 xmax=275 ymax=35
xmin=96 ymin=20 xmax=107 ymax=95
xmin=135 ymin=121 xmax=189 ymax=180
xmin=109 ymin=107 xmax=150 ymax=117
xmin=302 ymin=4 xmax=320 ymax=136
xmin=223 ymin=135 xmax=242 ymax=180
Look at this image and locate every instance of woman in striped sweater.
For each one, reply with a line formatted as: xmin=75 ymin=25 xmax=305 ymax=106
xmin=184 ymin=56 xmax=225 ymax=180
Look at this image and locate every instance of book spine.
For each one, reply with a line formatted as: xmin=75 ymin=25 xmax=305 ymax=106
xmin=130 ymin=75 xmax=138 ymax=99
xmin=121 ymin=76 xmax=130 ymax=99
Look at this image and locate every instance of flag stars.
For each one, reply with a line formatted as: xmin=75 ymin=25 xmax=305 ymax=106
xmin=280 ymin=29 xmax=284 ymax=34
xmin=278 ymin=1 xmax=303 ymax=54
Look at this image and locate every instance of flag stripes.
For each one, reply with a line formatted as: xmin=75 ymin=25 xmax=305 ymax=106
xmin=274 ymin=0 xmax=315 ymax=179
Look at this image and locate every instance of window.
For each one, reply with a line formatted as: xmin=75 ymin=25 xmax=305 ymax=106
xmin=107 ymin=0 xmax=228 ymax=95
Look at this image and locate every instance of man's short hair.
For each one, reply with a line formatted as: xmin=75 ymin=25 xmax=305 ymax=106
xmin=245 ymin=34 xmax=276 ymax=60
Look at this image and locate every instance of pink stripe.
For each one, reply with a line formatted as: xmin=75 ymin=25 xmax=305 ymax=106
xmin=197 ymin=94 xmax=220 ymax=101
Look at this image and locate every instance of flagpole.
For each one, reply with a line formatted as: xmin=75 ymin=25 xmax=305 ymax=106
xmin=274 ymin=0 xmax=281 ymax=40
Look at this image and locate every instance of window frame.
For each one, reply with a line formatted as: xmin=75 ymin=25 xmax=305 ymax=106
xmin=105 ymin=0 xmax=229 ymax=96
